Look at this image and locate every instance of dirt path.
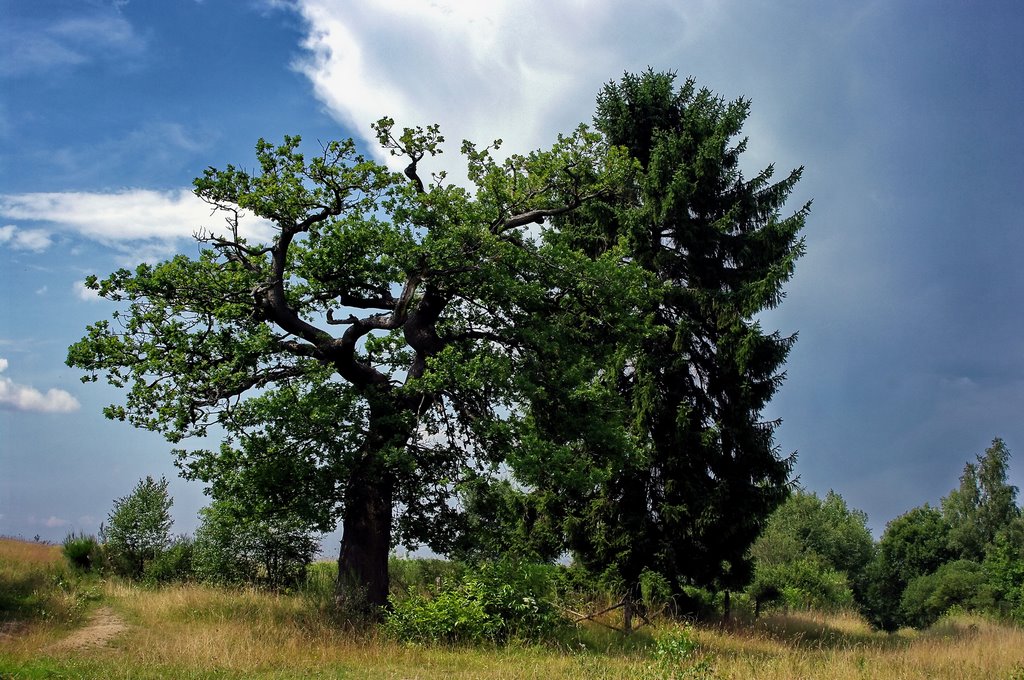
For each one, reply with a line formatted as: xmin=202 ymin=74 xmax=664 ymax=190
xmin=46 ymin=606 xmax=128 ymax=653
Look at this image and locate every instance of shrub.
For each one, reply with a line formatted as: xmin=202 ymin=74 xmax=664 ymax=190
xmin=102 ymin=475 xmax=173 ymax=578
xmin=193 ymin=500 xmax=320 ymax=589
xmin=62 ymin=533 xmax=102 ymax=573
xmin=143 ymin=535 xmax=195 ymax=584
xmin=385 ymin=559 xmax=566 ymax=645
xmin=652 ymin=626 xmax=716 ymax=680
xmin=639 ymin=569 xmax=674 ymax=612
xmin=748 ymin=556 xmax=853 ymax=613
xmin=900 ymin=560 xmax=994 ymax=628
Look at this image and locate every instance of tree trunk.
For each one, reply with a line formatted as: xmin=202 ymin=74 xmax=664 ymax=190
xmin=336 ymin=472 xmax=394 ymax=612
xmin=335 ymin=395 xmax=409 ymax=614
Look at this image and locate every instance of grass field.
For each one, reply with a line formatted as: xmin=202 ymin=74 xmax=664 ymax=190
xmin=2 ymin=537 xmax=1023 ymax=679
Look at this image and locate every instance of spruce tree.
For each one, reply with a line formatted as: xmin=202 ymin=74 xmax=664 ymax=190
xmin=529 ymin=70 xmax=809 ymax=608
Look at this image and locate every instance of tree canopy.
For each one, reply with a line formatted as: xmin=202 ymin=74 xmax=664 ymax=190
xmin=68 ymin=114 xmax=641 ymax=608
xmin=68 ymin=71 xmax=808 ymax=612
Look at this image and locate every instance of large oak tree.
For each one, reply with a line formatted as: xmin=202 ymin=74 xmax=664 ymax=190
xmin=68 ymin=119 xmax=638 ymax=609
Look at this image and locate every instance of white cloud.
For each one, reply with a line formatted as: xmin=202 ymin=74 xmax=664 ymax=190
xmin=0 ymin=190 xmax=274 ymax=255
xmin=289 ymin=0 xmax=720 ymax=177
xmin=35 ymin=285 xmax=48 ymax=296
xmin=44 ymin=516 xmax=70 ymax=528
xmin=0 ymin=224 xmax=54 ymax=252
xmin=73 ymin=280 xmax=101 ymax=302
xmin=0 ymin=357 xmax=81 ymax=414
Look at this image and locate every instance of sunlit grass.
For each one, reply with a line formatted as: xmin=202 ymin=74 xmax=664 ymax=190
xmin=0 ymin=537 xmax=63 ymax=567
xmin=0 ymin=536 xmax=100 ymax=639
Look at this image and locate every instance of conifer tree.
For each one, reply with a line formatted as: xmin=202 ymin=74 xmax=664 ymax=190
xmin=521 ymin=70 xmax=809 ymax=608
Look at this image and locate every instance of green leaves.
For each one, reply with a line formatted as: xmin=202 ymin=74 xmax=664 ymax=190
xmin=102 ymin=476 xmax=174 ymax=578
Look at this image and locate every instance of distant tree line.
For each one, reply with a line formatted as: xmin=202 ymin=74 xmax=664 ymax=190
xmin=745 ymin=438 xmax=1023 ymax=630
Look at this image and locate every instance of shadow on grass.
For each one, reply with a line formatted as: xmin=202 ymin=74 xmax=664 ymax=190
xmin=745 ymin=610 xmax=908 ymax=651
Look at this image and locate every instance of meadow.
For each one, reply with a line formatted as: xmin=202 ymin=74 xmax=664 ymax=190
xmin=2 ymin=537 xmax=1023 ymax=679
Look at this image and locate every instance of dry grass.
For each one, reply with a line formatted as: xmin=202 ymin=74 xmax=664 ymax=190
xmin=1 ymin=540 xmax=1023 ymax=679
xmin=0 ymin=537 xmax=62 ymax=567
xmin=0 ymin=536 xmax=99 ymax=638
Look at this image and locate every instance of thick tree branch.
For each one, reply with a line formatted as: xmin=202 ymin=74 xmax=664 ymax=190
xmin=495 ymin=189 xmax=610 ymax=234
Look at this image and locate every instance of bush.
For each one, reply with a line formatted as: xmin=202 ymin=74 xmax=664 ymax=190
xmin=62 ymin=533 xmax=102 ymax=573
xmin=193 ymin=500 xmax=320 ymax=589
xmin=748 ymin=556 xmax=853 ymax=613
xmin=143 ymin=536 xmax=195 ymax=584
xmin=900 ymin=560 xmax=994 ymax=628
xmin=102 ymin=475 xmax=173 ymax=578
xmin=652 ymin=626 xmax=716 ymax=680
xmin=384 ymin=559 xmax=566 ymax=645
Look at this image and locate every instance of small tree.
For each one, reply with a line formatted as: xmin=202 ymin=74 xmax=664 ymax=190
xmin=900 ymin=560 xmax=993 ymax=628
xmin=748 ymin=489 xmax=872 ymax=613
xmin=193 ymin=499 xmax=320 ymax=589
xmin=860 ymin=504 xmax=953 ymax=630
xmin=984 ymin=517 xmax=1024 ymax=621
xmin=102 ymin=475 xmax=173 ymax=577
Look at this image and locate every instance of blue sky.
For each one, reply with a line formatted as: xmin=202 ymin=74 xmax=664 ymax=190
xmin=2 ymin=0 xmax=1022 ymax=546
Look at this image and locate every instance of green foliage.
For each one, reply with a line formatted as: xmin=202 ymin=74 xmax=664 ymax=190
xmin=983 ymin=518 xmax=1024 ymax=621
xmin=750 ymin=556 xmax=854 ymax=612
xmin=859 ymin=504 xmax=953 ymax=630
xmin=516 ymin=69 xmax=809 ymax=601
xmin=859 ymin=440 xmax=1022 ymax=630
xmin=452 ymin=477 xmax=565 ymax=563
xmin=900 ymin=560 xmax=993 ymax=629
xmin=878 ymin=505 xmax=953 ymax=586
xmin=639 ymin=569 xmax=674 ymax=611
xmin=67 ymin=71 xmax=807 ymax=607
xmin=942 ymin=438 xmax=1021 ymax=562
xmin=102 ymin=475 xmax=173 ymax=578
xmin=62 ymin=533 xmax=103 ymax=573
xmin=651 ymin=627 xmax=717 ymax=680
xmin=748 ymin=489 xmax=872 ymax=613
xmin=67 ymin=100 xmax=641 ymax=606
xmin=384 ymin=560 xmax=566 ymax=645
xmin=750 ymin=490 xmax=873 ymax=578
xmin=193 ymin=500 xmax=320 ymax=589
xmin=143 ymin=535 xmax=195 ymax=584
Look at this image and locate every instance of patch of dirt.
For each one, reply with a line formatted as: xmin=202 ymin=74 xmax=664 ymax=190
xmin=0 ymin=621 xmax=28 ymax=639
xmin=46 ymin=606 xmax=127 ymax=653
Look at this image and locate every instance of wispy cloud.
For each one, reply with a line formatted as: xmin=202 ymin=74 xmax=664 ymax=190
xmin=0 ymin=357 xmax=81 ymax=414
xmin=0 ymin=11 xmax=145 ymax=77
xmin=0 ymin=190 xmax=274 ymax=258
xmin=41 ymin=121 xmax=216 ymax=187
xmin=0 ymin=224 xmax=53 ymax=252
